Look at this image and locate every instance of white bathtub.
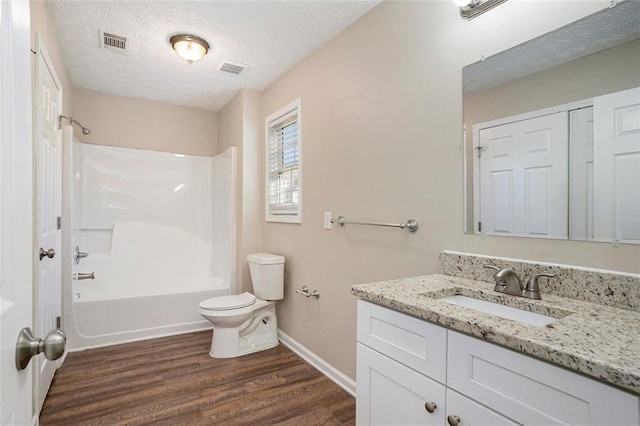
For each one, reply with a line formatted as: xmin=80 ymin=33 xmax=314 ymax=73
xmin=65 ymin=144 xmax=237 ymax=350
xmin=68 ymin=285 xmax=227 ymax=349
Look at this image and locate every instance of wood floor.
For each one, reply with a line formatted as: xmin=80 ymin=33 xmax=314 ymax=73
xmin=40 ymin=331 xmax=355 ymax=425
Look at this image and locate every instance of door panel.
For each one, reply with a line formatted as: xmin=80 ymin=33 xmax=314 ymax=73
xmin=34 ymin=34 xmax=63 ymax=411
xmin=593 ymin=87 xmax=640 ymax=243
xmin=0 ymin=0 xmax=35 ymax=424
xmin=569 ymin=107 xmax=594 ymax=241
xmin=479 ymin=112 xmax=569 ymax=238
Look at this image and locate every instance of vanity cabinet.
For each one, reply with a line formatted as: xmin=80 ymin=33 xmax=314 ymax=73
xmin=356 ymin=300 xmax=640 ymax=426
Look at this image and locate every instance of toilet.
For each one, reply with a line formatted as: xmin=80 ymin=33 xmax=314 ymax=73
xmin=199 ymin=253 xmax=285 ymax=358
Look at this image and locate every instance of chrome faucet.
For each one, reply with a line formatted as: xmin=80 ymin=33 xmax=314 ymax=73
xmin=495 ymin=268 xmax=524 ymax=297
xmin=523 ymin=272 xmax=556 ymax=300
xmin=484 ymin=264 xmax=506 ymax=293
xmin=484 ymin=264 xmax=556 ymax=300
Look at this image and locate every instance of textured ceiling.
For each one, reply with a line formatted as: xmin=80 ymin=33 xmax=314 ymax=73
xmin=48 ymin=0 xmax=382 ymax=112
xmin=463 ymin=0 xmax=640 ymax=93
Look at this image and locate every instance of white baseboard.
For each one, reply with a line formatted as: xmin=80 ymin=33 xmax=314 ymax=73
xmin=278 ymin=329 xmax=356 ymax=397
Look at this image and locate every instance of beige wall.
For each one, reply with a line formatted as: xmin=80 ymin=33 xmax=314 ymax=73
xmin=30 ymin=0 xmax=74 ymax=120
xmin=257 ymin=0 xmax=639 ymax=381
xmin=73 ymin=89 xmax=217 ymax=156
xmin=218 ymin=90 xmax=264 ymax=293
xmin=465 ymin=38 xmax=640 ymax=131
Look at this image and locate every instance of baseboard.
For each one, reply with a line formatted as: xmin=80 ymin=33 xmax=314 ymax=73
xmin=278 ymin=329 xmax=356 ymax=397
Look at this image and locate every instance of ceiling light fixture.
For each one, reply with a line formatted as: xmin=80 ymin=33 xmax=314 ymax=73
xmin=456 ymin=0 xmax=508 ymax=20
xmin=170 ymin=34 xmax=210 ymax=64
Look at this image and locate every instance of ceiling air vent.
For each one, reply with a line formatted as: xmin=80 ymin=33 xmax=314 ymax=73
xmin=217 ymin=60 xmax=247 ymax=75
xmin=100 ymin=30 xmax=127 ymax=53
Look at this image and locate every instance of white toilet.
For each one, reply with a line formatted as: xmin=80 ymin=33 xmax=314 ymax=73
xmin=199 ymin=253 xmax=285 ymax=358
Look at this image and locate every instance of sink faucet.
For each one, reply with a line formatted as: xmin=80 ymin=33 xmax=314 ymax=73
xmin=495 ymin=268 xmax=524 ymax=297
xmin=484 ymin=265 xmax=557 ymax=300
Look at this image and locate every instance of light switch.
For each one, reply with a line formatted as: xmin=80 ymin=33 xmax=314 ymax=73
xmin=324 ymin=211 xmax=332 ymax=230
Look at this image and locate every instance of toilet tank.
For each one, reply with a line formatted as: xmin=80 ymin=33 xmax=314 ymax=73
xmin=247 ymin=253 xmax=285 ymax=300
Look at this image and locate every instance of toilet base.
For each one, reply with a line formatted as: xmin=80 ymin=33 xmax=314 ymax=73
xmin=209 ymin=301 xmax=278 ymax=358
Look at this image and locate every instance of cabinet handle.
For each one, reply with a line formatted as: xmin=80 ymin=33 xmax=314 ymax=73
xmin=424 ymin=401 xmax=437 ymax=413
xmin=447 ymin=415 xmax=461 ymax=426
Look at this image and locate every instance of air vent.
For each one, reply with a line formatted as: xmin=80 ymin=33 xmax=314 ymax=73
xmin=100 ymin=30 xmax=127 ymax=52
xmin=217 ymin=60 xmax=247 ymax=75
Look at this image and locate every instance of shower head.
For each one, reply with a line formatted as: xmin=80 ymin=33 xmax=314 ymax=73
xmin=59 ymin=115 xmax=92 ymax=136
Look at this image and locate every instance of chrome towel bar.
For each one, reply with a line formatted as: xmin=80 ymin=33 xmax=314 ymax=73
xmin=330 ymin=215 xmax=419 ymax=232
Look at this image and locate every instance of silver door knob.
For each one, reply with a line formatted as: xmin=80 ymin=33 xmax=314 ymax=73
xmin=447 ymin=415 xmax=461 ymax=426
xmin=424 ymin=401 xmax=437 ymax=413
xmin=15 ymin=327 xmax=66 ymax=370
xmin=39 ymin=247 xmax=56 ymax=260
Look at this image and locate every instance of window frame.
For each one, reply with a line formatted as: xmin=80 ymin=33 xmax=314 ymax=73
xmin=265 ymin=98 xmax=302 ymax=223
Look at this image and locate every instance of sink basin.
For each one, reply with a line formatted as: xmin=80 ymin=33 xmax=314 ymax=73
xmin=437 ymin=295 xmax=559 ymax=327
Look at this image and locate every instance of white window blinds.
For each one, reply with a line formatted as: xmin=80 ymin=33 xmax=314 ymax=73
xmin=266 ymin=99 xmax=302 ymax=222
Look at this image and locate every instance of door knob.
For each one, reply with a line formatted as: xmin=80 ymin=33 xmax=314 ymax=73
xmin=15 ymin=327 xmax=66 ymax=370
xmin=424 ymin=401 xmax=437 ymax=413
xmin=39 ymin=248 xmax=56 ymax=260
xmin=447 ymin=415 xmax=461 ymax=426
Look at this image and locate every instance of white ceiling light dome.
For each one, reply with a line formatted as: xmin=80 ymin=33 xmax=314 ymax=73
xmin=170 ymin=34 xmax=210 ymax=64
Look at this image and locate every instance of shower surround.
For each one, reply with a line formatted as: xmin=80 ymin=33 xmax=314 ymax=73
xmin=64 ymin=142 xmax=236 ymax=349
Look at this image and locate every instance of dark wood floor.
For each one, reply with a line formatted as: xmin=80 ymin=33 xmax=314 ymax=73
xmin=40 ymin=331 xmax=355 ymax=425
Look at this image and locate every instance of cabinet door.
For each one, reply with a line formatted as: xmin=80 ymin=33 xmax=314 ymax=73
xmin=446 ymin=389 xmax=519 ymax=426
xmin=448 ymin=331 xmax=640 ymax=426
xmin=357 ymin=300 xmax=447 ymax=383
xmin=356 ymin=343 xmax=445 ymax=426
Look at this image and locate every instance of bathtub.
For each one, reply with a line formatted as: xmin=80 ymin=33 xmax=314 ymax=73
xmin=68 ymin=285 xmax=227 ymax=349
xmin=64 ymin=143 xmax=237 ymax=350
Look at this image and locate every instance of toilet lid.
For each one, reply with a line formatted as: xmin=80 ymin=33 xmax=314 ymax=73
xmin=199 ymin=292 xmax=256 ymax=311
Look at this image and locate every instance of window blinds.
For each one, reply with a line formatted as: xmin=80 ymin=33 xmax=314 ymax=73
xmin=268 ymin=109 xmax=299 ymax=216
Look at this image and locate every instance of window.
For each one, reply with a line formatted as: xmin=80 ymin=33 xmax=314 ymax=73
xmin=265 ymin=99 xmax=302 ymax=223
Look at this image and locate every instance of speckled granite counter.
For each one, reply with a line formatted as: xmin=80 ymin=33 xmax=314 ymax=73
xmin=352 ymin=274 xmax=640 ymax=395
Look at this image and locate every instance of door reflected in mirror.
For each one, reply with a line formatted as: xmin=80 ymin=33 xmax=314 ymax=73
xmin=463 ymin=2 xmax=640 ymax=244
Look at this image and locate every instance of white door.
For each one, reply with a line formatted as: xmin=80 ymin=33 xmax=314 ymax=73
xmin=593 ymin=87 xmax=640 ymax=244
xmin=478 ymin=112 xmax=568 ymax=238
xmin=0 ymin=0 xmax=35 ymax=424
xmin=356 ymin=344 xmax=446 ymax=425
xmin=33 ymin=34 xmax=64 ymax=410
xmin=569 ymin=107 xmax=594 ymax=241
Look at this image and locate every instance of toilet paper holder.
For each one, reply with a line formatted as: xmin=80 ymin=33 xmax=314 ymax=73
xmin=296 ymin=285 xmax=320 ymax=299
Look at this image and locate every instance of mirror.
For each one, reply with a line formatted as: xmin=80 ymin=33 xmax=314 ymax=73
xmin=463 ymin=1 xmax=640 ymax=244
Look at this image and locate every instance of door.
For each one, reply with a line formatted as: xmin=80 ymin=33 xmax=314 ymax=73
xmin=478 ymin=112 xmax=568 ymax=238
xmin=33 ymin=34 xmax=64 ymax=410
xmin=0 ymin=0 xmax=35 ymax=424
xmin=356 ymin=343 xmax=445 ymax=425
xmin=593 ymin=87 xmax=640 ymax=244
xmin=569 ymin=107 xmax=595 ymax=241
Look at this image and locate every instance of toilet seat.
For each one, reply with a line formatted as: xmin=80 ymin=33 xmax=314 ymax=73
xmin=199 ymin=292 xmax=256 ymax=311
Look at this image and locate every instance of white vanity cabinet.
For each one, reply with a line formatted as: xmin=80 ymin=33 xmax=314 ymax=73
xmin=356 ymin=300 xmax=640 ymax=426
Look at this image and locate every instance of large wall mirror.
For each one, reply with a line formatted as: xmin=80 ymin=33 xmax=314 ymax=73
xmin=463 ymin=1 xmax=640 ymax=245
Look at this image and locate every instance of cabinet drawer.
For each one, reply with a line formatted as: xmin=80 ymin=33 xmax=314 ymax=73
xmin=356 ymin=343 xmax=446 ymax=426
xmin=357 ymin=300 xmax=447 ymax=383
xmin=448 ymin=331 xmax=640 ymax=426
xmin=446 ymin=389 xmax=519 ymax=426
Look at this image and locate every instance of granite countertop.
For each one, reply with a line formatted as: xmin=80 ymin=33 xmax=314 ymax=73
xmin=352 ymin=274 xmax=640 ymax=395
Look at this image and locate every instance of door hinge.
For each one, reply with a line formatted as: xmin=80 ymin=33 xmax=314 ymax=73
xmin=478 ymin=221 xmax=482 ymax=232
xmin=57 ymin=216 xmax=62 ymax=230
xmin=475 ymin=145 xmax=487 ymax=158
xmin=56 ymin=316 xmax=61 ymax=328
